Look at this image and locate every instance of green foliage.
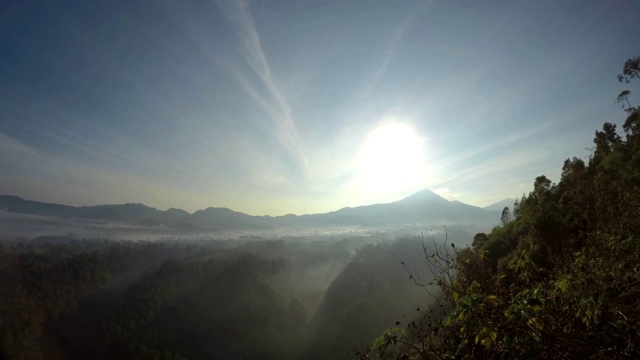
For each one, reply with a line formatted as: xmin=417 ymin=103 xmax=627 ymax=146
xmin=304 ymin=238 xmax=438 ymax=359
xmin=500 ymin=207 xmax=512 ymax=227
xmin=0 ymin=234 xmax=446 ymax=359
xmin=364 ymin=56 xmax=640 ymax=359
xmin=372 ymin=327 xmax=407 ymax=358
xmin=0 ymin=249 xmax=112 ymax=359
xmin=472 ymin=233 xmax=488 ymax=248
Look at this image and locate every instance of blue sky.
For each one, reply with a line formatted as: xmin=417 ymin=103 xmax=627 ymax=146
xmin=1 ymin=0 xmax=639 ymax=215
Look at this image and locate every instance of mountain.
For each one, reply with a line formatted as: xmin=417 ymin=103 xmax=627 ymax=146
xmin=190 ymin=207 xmax=272 ymax=230
xmin=0 ymin=190 xmax=501 ymax=232
xmin=482 ymin=198 xmax=516 ymax=212
xmin=324 ymin=189 xmax=495 ymax=226
xmin=0 ymin=195 xmax=78 ymax=217
xmin=0 ymin=195 xmax=183 ymax=223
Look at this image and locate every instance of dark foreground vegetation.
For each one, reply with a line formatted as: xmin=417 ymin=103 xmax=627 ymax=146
xmin=0 ymin=229 xmax=476 ymax=360
xmin=362 ymin=57 xmax=640 ymax=359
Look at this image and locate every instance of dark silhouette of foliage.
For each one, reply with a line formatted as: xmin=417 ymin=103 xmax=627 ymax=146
xmin=364 ymin=56 xmax=640 ymax=359
xmin=472 ymin=233 xmax=488 ymax=248
xmin=500 ymin=207 xmax=511 ymax=227
xmin=0 ymin=233 xmax=452 ymax=359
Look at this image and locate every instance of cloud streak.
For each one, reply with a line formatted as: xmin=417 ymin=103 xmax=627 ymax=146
xmin=0 ymin=132 xmax=233 ymax=212
xmin=0 ymin=90 xmax=200 ymax=187
xmin=215 ymin=0 xmax=308 ymax=174
xmin=353 ymin=7 xmax=420 ymax=104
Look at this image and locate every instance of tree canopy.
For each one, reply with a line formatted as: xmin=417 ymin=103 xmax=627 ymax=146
xmin=365 ymin=56 xmax=640 ymax=359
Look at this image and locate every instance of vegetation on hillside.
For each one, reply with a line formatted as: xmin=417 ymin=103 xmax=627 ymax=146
xmin=363 ymin=57 xmax=640 ymax=359
xmin=0 ymin=232 xmax=469 ymax=359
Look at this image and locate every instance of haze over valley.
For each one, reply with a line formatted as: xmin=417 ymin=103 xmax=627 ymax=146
xmin=0 ymin=189 xmax=508 ymax=242
xmin=0 ymin=189 xmax=486 ymax=359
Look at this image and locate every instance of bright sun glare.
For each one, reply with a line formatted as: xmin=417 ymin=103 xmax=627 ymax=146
xmin=356 ymin=122 xmax=428 ymax=193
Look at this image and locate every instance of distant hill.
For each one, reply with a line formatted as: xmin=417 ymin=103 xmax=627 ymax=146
xmin=0 ymin=190 xmax=502 ymax=232
xmin=322 ymin=189 xmax=496 ymax=227
xmin=482 ymin=198 xmax=516 ymax=212
xmin=0 ymin=195 xmax=184 ymax=223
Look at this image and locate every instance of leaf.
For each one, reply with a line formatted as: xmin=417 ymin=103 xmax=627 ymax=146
xmin=485 ymin=295 xmax=498 ymax=303
xmin=372 ymin=327 xmax=405 ymax=357
xmin=555 ymin=277 xmax=570 ymax=293
xmin=527 ymin=317 xmax=542 ymax=330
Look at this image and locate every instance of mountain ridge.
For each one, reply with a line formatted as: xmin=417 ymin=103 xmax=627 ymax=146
xmin=0 ymin=189 xmax=502 ymax=231
xmin=482 ymin=198 xmax=517 ymax=212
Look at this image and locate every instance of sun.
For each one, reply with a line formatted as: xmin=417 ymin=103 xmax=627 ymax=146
xmin=355 ymin=121 xmax=428 ymax=193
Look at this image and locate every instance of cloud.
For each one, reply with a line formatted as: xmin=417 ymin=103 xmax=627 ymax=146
xmin=433 ymin=187 xmax=461 ymax=200
xmin=373 ymin=12 xmax=415 ymax=84
xmin=432 ymin=120 xmax=557 ymax=169
xmin=355 ymin=8 xmax=419 ymax=102
xmin=215 ymin=0 xmax=308 ymax=173
xmin=0 ymin=91 xmax=183 ymax=180
xmin=0 ymin=132 xmax=227 ymax=212
xmin=0 ymin=132 xmax=44 ymax=174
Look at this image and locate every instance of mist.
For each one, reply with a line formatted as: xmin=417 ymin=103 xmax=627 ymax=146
xmin=0 ymin=220 xmax=474 ymax=359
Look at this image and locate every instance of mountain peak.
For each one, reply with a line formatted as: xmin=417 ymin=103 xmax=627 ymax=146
xmin=194 ymin=207 xmax=241 ymax=216
xmin=395 ymin=188 xmax=448 ymax=204
xmin=166 ymin=207 xmax=190 ymax=215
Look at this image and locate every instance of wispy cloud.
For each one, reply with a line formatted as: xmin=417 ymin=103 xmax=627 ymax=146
xmin=433 ymin=187 xmax=461 ymax=200
xmin=215 ymin=0 xmax=308 ymax=174
xmin=0 ymin=92 xmax=131 ymax=167
xmin=432 ymin=121 xmax=557 ymax=168
xmin=0 ymin=91 xmax=201 ymax=187
xmin=355 ymin=8 xmax=418 ymax=102
xmin=0 ymin=132 xmax=228 ymax=212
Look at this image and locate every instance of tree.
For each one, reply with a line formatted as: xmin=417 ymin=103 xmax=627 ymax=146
xmin=616 ymin=89 xmax=632 ymax=110
xmin=472 ymin=232 xmax=488 ymax=248
xmin=364 ymin=55 xmax=640 ymax=360
xmin=500 ymin=207 xmax=512 ymax=226
xmin=617 ymin=56 xmax=640 ymax=83
xmin=617 ymin=57 xmax=639 ymax=115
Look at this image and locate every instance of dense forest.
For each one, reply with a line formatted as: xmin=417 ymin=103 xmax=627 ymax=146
xmin=361 ymin=57 xmax=640 ymax=359
xmin=0 ymin=229 xmax=474 ymax=360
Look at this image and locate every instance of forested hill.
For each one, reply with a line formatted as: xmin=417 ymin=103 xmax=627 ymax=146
xmin=364 ymin=57 xmax=640 ymax=359
xmin=0 ymin=233 xmax=476 ymax=359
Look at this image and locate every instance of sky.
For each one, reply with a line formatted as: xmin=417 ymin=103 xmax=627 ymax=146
xmin=1 ymin=0 xmax=640 ymax=216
